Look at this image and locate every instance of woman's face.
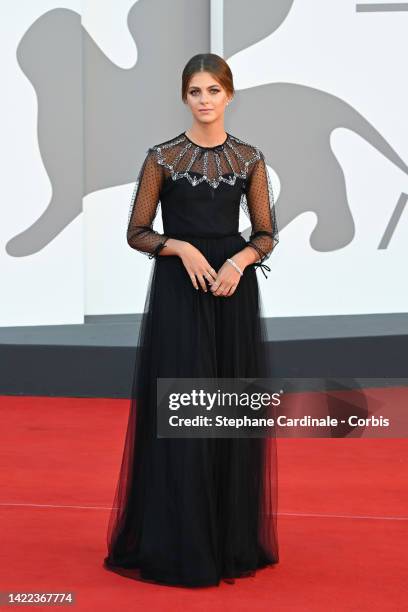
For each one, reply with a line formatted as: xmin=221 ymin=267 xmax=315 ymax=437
xmin=185 ymin=71 xmax=231 ymax=125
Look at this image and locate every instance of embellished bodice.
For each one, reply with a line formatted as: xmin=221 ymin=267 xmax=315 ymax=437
xmin=151 ymin=131 xmax=263 ymax=189
xmin=127 ymin=131 xmax=279 ymax=278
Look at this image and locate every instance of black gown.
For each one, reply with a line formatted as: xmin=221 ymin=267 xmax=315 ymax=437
xmin=103 ymin=130 xmax=280 ymax=587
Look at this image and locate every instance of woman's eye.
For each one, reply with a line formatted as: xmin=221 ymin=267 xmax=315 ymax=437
xmin=190 ymin=90 xmax=220 ymax=95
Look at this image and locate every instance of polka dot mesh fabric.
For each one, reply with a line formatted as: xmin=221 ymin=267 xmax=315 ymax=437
xmin=126 ymin=149 xmax=169 ymax=259
xmin=127 ymin=131 xmax=279 ymax=265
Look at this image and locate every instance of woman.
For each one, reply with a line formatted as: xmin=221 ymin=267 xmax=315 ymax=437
xmin=104 ymin=53 xmax=279 ymax=587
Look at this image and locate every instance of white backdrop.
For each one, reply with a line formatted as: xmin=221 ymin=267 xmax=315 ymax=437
xmin=1 ymin=0 xmax=407 ymax=326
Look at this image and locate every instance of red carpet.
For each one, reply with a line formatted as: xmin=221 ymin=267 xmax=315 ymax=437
xmin=0 ymin=390 xmax=406 ymax=611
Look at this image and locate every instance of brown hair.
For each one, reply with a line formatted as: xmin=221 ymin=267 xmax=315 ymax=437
xmin=181 ymin=53 xmax=234 ymax=102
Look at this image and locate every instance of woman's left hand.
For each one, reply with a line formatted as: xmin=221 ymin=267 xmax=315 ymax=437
xmin=209 ymin=260 xmax=243 ymax=297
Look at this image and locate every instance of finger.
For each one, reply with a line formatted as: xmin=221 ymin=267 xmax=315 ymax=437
xmin=212 ymin=282 xmax=224 ymax=296
xmin=207 ymin=267 xmax=218 ymax=282
xmin=226 ymin=284 xmax=237 ymax=296
xmin=204 ymin=272 xmax=216 ymax=285
xmin=188 ymin=272 xmax=199 ymax=290
xmin=196 ymin=273 xmax=208 ymax=292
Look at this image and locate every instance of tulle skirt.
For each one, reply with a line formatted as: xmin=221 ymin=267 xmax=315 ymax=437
xmin=103 ymin=233 xmax=279 ymax=587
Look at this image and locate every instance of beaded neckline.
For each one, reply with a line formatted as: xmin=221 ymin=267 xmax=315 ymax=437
xmin=148 ymin=131 xmax=263 ymax=189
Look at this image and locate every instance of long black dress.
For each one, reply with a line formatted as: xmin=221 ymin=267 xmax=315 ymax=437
xmin=103 ymin=130 xmax=280 ymax=587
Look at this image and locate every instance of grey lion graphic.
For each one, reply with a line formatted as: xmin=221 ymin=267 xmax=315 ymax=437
xmin=8 ymin=0 xmax=408 ymax=256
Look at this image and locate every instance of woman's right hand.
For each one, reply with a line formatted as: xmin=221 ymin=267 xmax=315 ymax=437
xmin=178 ymin=242 xmax=218 ymax=292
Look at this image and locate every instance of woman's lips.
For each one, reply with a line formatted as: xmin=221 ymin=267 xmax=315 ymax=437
xmin=199 ymin=109 xmax=212 ymax=112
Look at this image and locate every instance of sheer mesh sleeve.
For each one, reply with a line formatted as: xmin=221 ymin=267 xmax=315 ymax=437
xmin=127 ymin=148 xmax=169 ymax=259
xmin=241 ymin=151 xmax=279 ymax=276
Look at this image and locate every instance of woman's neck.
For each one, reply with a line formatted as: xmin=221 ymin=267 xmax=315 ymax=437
xmin=185 ymin=124 xmax=228 ymax=148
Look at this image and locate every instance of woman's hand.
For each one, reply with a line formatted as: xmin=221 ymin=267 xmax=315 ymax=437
xmin=210 ymin=259 xmax=243 ymax=297
xmin=178 ymin=242 xmax=218 ymax=292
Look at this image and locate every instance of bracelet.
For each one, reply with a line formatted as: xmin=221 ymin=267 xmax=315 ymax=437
xmin=226 ymin=258 xmax=243 ymax=276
